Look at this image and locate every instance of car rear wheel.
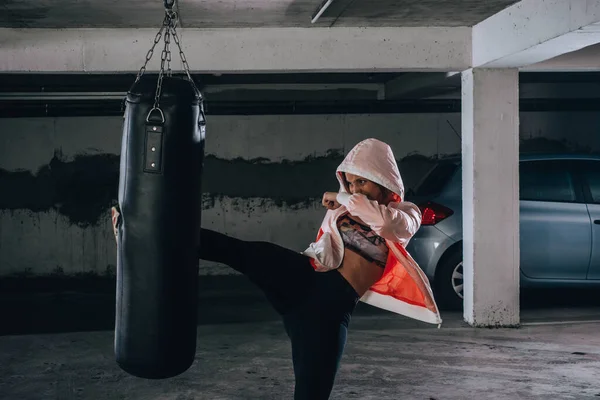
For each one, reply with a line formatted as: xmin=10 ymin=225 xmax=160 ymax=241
xmin=434 ymin=248 xmax=464 ymax=310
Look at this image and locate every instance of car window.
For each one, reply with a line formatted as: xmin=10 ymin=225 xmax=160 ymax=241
xmin=519 ymin=161 xmax=576 ymax=202
xmin=414 ymin=161 xmax=459 ymax=196
xmin=576 ymin=161 xmax=600 ymax=204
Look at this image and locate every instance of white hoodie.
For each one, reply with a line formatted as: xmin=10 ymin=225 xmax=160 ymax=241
xmin=303 ymin=138 xmax=442 ymax=325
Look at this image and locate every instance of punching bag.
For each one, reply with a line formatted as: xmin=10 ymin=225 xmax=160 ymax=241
xmin=114 ymin=74 xmax=206 ymax=379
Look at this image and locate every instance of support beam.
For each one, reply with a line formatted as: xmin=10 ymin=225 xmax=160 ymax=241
xmin=522 ymin=43 xmax=600 ymax=72
xmin=0 ymin=27 xmax=471 ymax=73
xmin=473 ymin=0 xmax=600 ymax=68
xmin=384 ymin=72 xmax=460 ymax=99
xmin=461 ymin=68 xmax=520 ymax=328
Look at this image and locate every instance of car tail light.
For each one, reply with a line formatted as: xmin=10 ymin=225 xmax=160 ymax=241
xmin=418 ymin=201 xmax=454 ymax=226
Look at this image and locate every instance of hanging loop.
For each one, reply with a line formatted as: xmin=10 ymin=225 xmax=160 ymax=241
xmin=164 ymin=0 xmax=175 ymax=10
xmin=146 ymin=107 xmax=165 ymax=124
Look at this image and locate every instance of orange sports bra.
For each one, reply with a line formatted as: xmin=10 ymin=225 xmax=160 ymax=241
xmin=337 ymin=214 xmax=389 ymax=268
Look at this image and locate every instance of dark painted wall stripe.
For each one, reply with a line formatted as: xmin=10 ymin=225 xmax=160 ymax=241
xmin=0 ymin=151 xmax=346 ymax=226
xmin=1 ymin=136 xmax=595 ymax=226
xmin=0 ymin=152 xmax=120 ymax=227
xmin=0 ymin=150 xmax=440 ymax=226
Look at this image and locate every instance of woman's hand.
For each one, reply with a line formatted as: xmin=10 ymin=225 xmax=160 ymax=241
xmin=322 ymin=192 xmax=341 ymax=210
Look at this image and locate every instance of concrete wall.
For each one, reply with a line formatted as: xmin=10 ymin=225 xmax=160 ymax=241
xmin=1 ymin=111 xmax=599 ymax=277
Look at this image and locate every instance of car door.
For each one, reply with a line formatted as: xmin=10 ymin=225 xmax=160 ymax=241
xmin=573 ymin=160 xmax=600 ymax=280
xmin=519 ymin=159 xmax=592 ymax=280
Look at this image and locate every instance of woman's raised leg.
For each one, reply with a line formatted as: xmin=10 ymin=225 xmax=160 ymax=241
xmin=199 ymin=228 xmax=315 ymax=314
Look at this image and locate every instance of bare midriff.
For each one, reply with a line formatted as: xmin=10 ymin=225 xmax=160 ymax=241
xmin=337 ymin=248 xmax=384 ymax=297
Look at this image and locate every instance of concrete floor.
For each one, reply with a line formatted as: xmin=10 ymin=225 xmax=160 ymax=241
xmin=1 ymin=277 xmax=600 ymax=400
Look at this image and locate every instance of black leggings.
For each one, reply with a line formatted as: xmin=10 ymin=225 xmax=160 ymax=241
xmin=198 ymin=229 xmax=359 ymax=400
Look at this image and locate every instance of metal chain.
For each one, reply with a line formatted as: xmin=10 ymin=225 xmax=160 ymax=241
xmin=132 ymin=18 xmax=167 ymax=85
xmin=165 ymin=9 xmax=176 ymax=77
xmin=171 ymin=21 xmax=201 ymax=96
xmin=152 ymin=24 xmax=172 ymax=111
xmin=129 ymin=0 xmax=202 ymax=119
xmin=166 ymin=36 xmax=172 ymax=77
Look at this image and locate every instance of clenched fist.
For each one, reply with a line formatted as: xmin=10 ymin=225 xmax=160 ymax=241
xmin=322 ymin=192 xmax=341 ymax=210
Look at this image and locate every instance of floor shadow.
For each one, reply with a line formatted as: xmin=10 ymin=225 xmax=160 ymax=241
xmin=1 ymin=276 xmax=599 ymax=336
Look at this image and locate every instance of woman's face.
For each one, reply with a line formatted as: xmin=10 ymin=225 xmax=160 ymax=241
xmin=344 ymin=173 xmax=393 ymax=205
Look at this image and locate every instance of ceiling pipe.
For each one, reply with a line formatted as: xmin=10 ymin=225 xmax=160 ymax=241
xmin=0 ymin=92 xmax=126 ymax=101
xmin=311 ymin=0 xmax=334 ymax=24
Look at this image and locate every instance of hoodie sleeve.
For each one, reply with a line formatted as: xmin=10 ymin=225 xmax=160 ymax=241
xmin=336 ymin=192 xmax=422 ymax=245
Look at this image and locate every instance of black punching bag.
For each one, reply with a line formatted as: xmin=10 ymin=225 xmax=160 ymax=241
xmin=115 ymin=74 xmax=206 ymax=379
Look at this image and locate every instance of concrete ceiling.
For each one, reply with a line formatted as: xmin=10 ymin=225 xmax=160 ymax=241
xmin=1 ymin=0 xmax=521 ymax=29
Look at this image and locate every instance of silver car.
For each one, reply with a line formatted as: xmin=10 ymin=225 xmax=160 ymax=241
xmin=405 ymin=154 xmax=600 ymax=310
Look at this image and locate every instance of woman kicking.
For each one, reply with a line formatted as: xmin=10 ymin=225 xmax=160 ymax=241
xmin=112 ymin=138 xmax=441 ymax=400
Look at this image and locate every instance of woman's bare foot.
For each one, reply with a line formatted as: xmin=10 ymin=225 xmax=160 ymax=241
xmin=111 ymin=206 xmax=120 ymax=244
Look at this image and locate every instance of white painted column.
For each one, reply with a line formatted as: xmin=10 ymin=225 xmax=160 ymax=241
xmin=461 ymin=68 xmax=520 ymax=327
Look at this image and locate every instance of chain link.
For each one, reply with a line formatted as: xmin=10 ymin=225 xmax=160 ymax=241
xmin=171 ymin=23 xmax=201 ymax=96
xmin=132 ymin=17 xmax=168 ymax=85
xmin=166 ymin=38 xmax=172 ymax=77
xmin=152 ymin=25 xmax=172 ymax=111
xmin=165 ymin=9 xmax=176 ymax=77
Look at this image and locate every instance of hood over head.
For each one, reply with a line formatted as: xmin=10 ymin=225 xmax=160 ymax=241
xmin=336 ymin=138 xmax=405 ymax=201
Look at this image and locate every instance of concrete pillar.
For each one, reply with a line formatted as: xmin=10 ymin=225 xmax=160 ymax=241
xmin=461 ymin=68 xmax=520 ymax=327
